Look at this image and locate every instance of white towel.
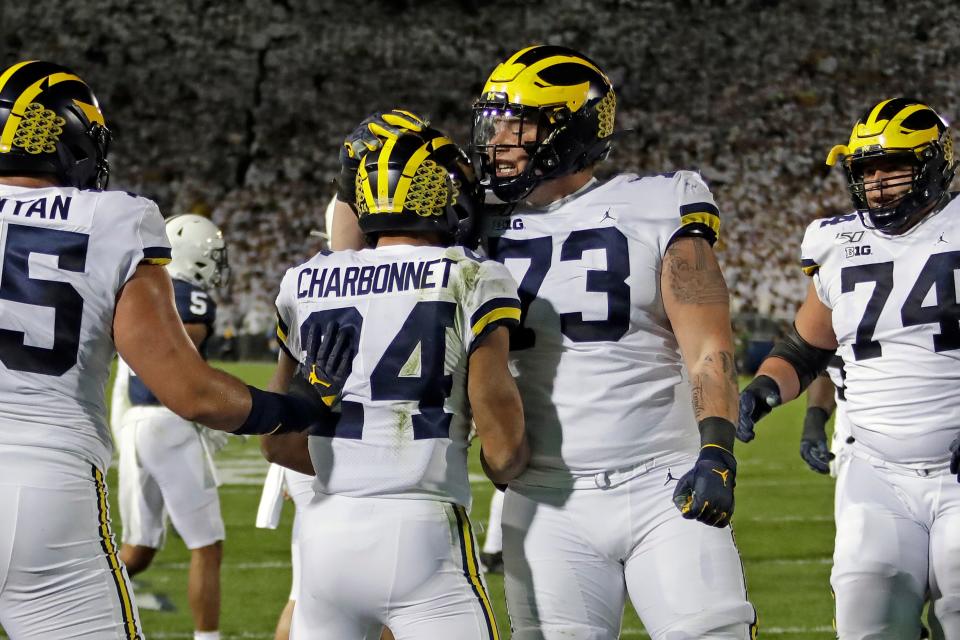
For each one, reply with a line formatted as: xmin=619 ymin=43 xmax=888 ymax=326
xmin=256 ymin=463 xmax=286 ymax=529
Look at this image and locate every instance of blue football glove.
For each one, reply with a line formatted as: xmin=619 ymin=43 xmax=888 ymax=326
xmin=337 ymin=109 xmax=430 ymax=206
xmin=737 ymin=375 xmax=782 ymax=442
xmin=299 ymin=321 xmax=356 ymax=407
xmin=800 ymin=407 xmax=835 ymax=474
xmin=950 ymin=435 xmax=960 ymax=482
xmin=672 ymin=445 xmax=737 ymax=528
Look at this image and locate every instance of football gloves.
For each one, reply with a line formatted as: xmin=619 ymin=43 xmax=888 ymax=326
xmin=337 ymin=109 xmax=430 ymax=207
xmin=736 ymin=375 xmax=782 ymax=442
xmin=300 ymin=320 xmax=356 ymax=407
xmin=950 ymin=435 xmax=960 ymax=483
xmin=800 ymin=407 xmax=835 ymax=474
xmin=673 ymin=445 xmax=737 ymax=528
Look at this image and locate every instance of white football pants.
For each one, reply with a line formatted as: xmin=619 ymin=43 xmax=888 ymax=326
xmin=0 ymin=446 xmax=142 ymax=639
xmin=118 ymin=406 xmax=224 ymax=550
xmin=292 ymin=493 xmax=500 ymax=639
xmin=503 ymin=453 xmax=757 ymax=640
xmin=833 ymin=450 xmax=960 ymax=639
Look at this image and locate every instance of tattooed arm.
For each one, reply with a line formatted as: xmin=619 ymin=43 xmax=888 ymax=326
xmin=660 ymin=236 xmax=738 ymax=424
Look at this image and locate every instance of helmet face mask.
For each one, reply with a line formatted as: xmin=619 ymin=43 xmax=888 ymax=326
xmin=828 ymin=98 xmax=956 ymax=234
xmin=470 ymin=45 xmax=616 ymax=204
xmin=0 ymin=60 xmax=111 ymax=190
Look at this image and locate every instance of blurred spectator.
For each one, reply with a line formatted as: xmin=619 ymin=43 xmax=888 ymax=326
xmin=6 ymin=0 xmax=957 ymax=346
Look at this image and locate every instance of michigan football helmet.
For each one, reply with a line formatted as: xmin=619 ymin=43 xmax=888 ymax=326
xmin=355 ymin=128 xmax=481 ymax=247
xmin=166 ymin=214 xmax=229 ymax=289
xmin=826 ymin=98 xmax=955 ymax=234
xmin=0 ymin=60 xmax=110 ymax=189
xmin=471 ymin=45 xmax=616 ymax=203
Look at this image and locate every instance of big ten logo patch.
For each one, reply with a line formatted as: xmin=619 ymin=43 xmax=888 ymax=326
xmin=844 ymin=245 xmax=872 ymax=258
xmin=492 ymin=217 xmax=524 ymax=231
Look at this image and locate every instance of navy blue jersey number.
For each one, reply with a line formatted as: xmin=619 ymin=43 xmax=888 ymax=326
xmin=0 ymin=224 xmax=88 ymax=375
xmin=487 ymin=236 xmax=551 ymax=350
xmin=298 ymin=307 xmax=365 ymax=438
xmin=559 ymin=227 xmax=630 ymax=342
xmin=298 ymin=301 xmax=456 ymax=439
xmin=490 ymin=227 xmax=631 ymax=349
xmin=841 ymin=251 xmax=960 ymax=359
xmin=371 ymin=300 xmax=457 ymax=439
xmin=840 ymin=261 xmax=893 ymax=360
xmin=901 ymin=251 xmax=960 ymax=352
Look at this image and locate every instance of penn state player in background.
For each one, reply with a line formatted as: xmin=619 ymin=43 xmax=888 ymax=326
xmin=331 ymin=45 xmax=756 ymax=640
xmin=114 ymin=214 xmax=230 ymax=640
xmin=739 ymin=99 xmax=959 ymax=639
xmin=0 ymin=60 xmax=338 ymax=639
xmin=262 ymin=129 xmax=528 ymax=639
xmin=800 ymin=359 xmax=850 ymax=477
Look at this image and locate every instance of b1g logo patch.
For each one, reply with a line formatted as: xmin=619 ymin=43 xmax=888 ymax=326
xmin=845 ymin=245 xmax=872 ymax=258
xmin=492 ymin=217 xmax=524 ymax=231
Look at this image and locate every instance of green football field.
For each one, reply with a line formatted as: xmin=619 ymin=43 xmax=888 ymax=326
xmin=66 ymin=363 xmax=845 ymax=638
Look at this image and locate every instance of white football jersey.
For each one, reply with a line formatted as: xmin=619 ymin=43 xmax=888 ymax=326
xmin=484 ymin=171 xmax=722 ymax=483
xmin=825 ymin=354 xmax=851 ymax=452
xmin=801 ymin=195 xmax=960 ymax=465
xmin=0 ymin=185 xmax=171 ymax=470
xmin=275 ymin=244 xmax=520 ymax=506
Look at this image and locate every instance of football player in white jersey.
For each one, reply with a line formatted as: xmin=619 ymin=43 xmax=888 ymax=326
xmin=0 ymin=60 xmax=338 ymax=640
xmin=114 ymin=214 xmax=230 ymax=640
xmin=738 ymin=98 xmax=959 ymax=638
xmin=328 ymin=46 xmax=757 ymax=640
xmin=468 ymin=44 xmax=756 ymax=640
xmin=262 ymin=129 xmax=529 ymax=639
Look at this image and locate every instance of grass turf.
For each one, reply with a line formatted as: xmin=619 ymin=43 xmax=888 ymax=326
xmin=16 ymin=363 xmax=843 ymax=638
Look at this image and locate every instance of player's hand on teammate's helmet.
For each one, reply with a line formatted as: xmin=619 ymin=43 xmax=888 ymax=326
xmin=736 ymin=375 xmax=782 ymax=443
xmin=299 ymin=321 xmax=356 ymax=407
xmin=672 ymin=445 xmax=736 ymax=528
xmin=949 ymin=434 xmax=960 ymax=482
xmin=800 ymin=407 xmax=835 ymax=474
xmin=337 ymin=109 xmax=431 ymax=207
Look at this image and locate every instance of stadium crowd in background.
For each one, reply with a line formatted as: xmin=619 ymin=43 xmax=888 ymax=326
xmin=6 ymin=0 xmax=958 ymax=345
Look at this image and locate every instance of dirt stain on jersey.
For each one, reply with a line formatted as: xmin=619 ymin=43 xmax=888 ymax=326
xmin=392 ymin=407 xmax=412 ymax=452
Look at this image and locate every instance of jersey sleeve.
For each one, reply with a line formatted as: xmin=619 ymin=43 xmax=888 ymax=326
xmin=666 ymin=171 xmax=721 ymax=248
xmin=173 ymin=280 xmax=216 ymax=327
xmin=114 ymin=196 xmax=172 ymax=288
xmin=800 ymin=219 xmax=832 ymax=308
xmin=138 ymin=200 xmax=172 ymax=266
xmin=274 ymin=269 xmax=299 ymax=360
xmin=460 ymin=259 xmax=521 ymax=354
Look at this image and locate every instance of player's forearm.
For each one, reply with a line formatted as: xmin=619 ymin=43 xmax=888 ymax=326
xmin=176 ymin=368 xmax=254 ymax=429
xmin=471 ymin=380 xmax=529 ymax=483
xmin=688 ymin=348 xmax=739 ymax=424
xmin=754 ymin=357 xmax=802 ymax=403
xmin=806 ymin=373 xmax=837 ymax=413
xmin=261 ymin=432 xmax=314 ymax=475
xmin=481 ymin=437 xmax=530 ymax=485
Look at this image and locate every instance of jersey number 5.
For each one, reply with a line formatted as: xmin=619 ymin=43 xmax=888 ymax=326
xmin=0 ymin=223 xmax=88 ymax=376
